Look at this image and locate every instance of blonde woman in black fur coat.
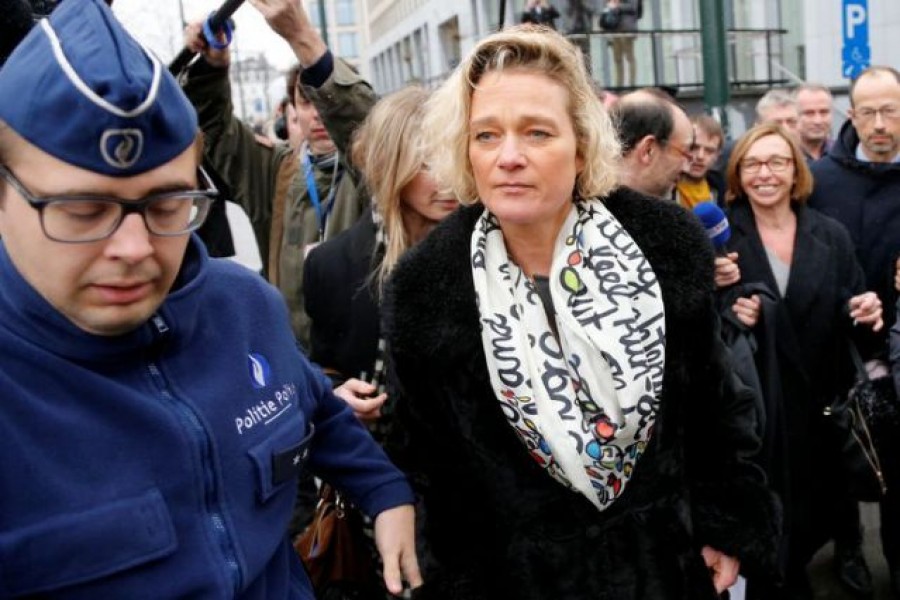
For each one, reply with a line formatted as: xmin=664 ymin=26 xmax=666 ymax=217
xmin=382 ymin=26 xmax=780 ymax=600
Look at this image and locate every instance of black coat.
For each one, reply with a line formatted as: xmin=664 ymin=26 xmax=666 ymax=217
xmin=723 ymin=199 xmax=867 ymax=566
xmin=383 ymin=188 xmax=780 ymax=600
xmin=809 ymin=119 xmax=900 ymax=355
xmin=303 ymin=210 xmax=380 ymax=384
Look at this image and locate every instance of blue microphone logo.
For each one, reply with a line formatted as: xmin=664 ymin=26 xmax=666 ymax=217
xmin=692 ymin=202 xmax=731 ymax=251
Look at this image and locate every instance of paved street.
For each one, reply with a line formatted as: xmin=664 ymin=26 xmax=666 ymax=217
xmin=810 ymin=503 xmax=894 ymax=599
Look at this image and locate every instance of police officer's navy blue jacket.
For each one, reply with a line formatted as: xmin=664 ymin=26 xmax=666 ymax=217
xmin=0 ymin=237 xmax=413 ymax=598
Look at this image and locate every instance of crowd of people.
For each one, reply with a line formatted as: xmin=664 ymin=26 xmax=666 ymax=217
xmin=3 ymin=0 xmax=900 ymax=599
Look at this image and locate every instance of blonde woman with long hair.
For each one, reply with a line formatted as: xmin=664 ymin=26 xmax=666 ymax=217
xmin=301 ymin=84 xmax=457 ymax=599
xmin=381 ymin=25 xmax=779 ymax=599
xmin=304 ymin=85 xmax=458 ymax=420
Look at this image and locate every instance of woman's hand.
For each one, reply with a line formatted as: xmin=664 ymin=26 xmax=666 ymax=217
xmin=732 ymin=294 xmax=761 ymax=328
xmin=714 ymin=252 xmax=741 ymax=288
xmin=334 ymin=378 xmax=387 ymax=422
xmin=701 ymin=546 xmax=740 ymax=593
xmin=849 ymin=291 xmax=883 ymax=332
xmin=374 ymin=504 xmax=423 ymax=595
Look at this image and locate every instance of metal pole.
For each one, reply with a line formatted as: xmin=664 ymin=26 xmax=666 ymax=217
xmin=317 ymin=0 xmax=329 ymax=47
xmin=498 ymin=0 xmax=506 ymax=31
xmin=234 ymin=37 xmax=248 ymax=122
xmin=698 ymin=0 xmax=729 ymax=133
xmin=177 ymin=0 xmax=186 ymax=29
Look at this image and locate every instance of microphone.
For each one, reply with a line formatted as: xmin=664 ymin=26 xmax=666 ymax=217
xmin=0 ymin=0 xmax=35 ymax=68
xmin=693 ymin=201 xmax=731 ymax=254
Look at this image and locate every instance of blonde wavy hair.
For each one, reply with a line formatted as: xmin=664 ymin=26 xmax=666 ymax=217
xmin=351 ymin=86 xmax=432 ymax=289
xmin=422 ymin=25 xmax=620 ymax=205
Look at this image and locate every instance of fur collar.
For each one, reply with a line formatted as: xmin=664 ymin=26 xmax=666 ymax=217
xmin=383 ymin=187 xmax=715 ymax=361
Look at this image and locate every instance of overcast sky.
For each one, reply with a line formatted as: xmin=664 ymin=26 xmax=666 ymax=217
xmin=112 ymin=0 xmax=297 ymax=71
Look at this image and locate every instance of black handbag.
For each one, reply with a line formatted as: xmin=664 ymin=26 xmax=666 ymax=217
xmin=825 ymin=343 xmax=896 ymax=501
xmin=294 ymin=484 xmax=381 ymax=598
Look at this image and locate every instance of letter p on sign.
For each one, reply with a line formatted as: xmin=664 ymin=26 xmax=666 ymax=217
xmin=845 ymin=3 xmax=866 ymax=40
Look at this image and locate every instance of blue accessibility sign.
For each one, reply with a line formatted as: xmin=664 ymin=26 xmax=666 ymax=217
xmin=842 ymin=0 xmax=871 ymax=79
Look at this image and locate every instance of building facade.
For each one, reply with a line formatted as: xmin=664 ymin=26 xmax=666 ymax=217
xmin=228 ymin=54 xmax=284 ymax=126
xmin=304 ymin=0 xmax=369 ymax=79
xmin=364 ymin=0 xmax=900 ymax=134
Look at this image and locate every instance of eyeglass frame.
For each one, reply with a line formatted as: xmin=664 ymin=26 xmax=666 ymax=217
xmin=661 ymin=138 xmax=695 ymax=162
xmin=852 ymin=104 xmax=900 ymax=123
xmin=739 ymin=155 xmax=794 ymax=175
xmin=0 ymin=164 xmax=218 ymax=244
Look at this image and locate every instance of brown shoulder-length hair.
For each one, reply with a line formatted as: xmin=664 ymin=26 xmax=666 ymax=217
xmin=725 ymin=122 xmax=813 ymax=204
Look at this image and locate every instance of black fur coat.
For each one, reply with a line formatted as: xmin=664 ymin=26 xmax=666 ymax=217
xmin=383 ymin=188 xmax=780 ymax=600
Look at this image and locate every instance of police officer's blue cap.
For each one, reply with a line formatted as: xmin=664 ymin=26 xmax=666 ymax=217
xmin=0 ymin=0 xmax=198 ymax=176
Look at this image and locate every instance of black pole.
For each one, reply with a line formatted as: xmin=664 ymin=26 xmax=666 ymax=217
xmin=169 ymin=0 xmax=246 ymax=76
xmin=317 ymin=0 xmax=329 ymax=46
xmin=498 ymin=0 xmax=506 ymax=31
xmin=698 ymin=0 xmax=730 ymax=132
xmin=177 ymin=0 xmax=186 ymax=30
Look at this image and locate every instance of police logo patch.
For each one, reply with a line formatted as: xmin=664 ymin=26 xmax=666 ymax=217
xmin=248 ymin=353 xmax=272 ymax=389
xmin=100 ymin=129 xmax=144 ymax=170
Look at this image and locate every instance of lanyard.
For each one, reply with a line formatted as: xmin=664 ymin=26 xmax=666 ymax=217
xmin=302 ymin=152 xmax=341 ymax=239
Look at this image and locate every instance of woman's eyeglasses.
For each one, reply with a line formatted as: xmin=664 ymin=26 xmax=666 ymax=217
xmin=740 ymin=156 xmax=793 ymax=174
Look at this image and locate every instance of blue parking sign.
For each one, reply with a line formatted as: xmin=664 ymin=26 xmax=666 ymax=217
xmin=842 ymin=0 xmax=870 ymax=79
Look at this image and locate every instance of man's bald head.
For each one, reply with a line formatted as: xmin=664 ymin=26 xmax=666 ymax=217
xmin=611 ymin=89 xmax=694 ymax=198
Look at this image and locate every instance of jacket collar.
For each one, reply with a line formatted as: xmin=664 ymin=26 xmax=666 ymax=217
xmin=829 ymin=118 xmax=900 ymax=176
xmin=0 ymin=235 xmax=208 ymax=362
xmin=385 ymin=187 xmax=714 ymax=363
xmin=728 ymin=198 xmax=827 ymax=318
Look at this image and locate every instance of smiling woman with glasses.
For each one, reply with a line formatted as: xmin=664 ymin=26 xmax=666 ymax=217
xmin=0 ymin=164 xmax=216 ymax=243
xmin=716 ymin=121 xmax=884 ymax=598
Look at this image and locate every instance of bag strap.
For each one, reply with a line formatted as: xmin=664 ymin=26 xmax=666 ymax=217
xmin=848 ymin=340 xmax=869 ymax=383
xmin=846 ymin=341 xmax=887 ymax=495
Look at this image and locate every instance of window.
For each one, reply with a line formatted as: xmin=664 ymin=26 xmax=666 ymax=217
xmin=306 ymin=1 xmax=321 ymax=28
xmin=335 ymin=0 xmax=356 ymax=26
xmin=337 ymin=32 xmax=359 ymax=58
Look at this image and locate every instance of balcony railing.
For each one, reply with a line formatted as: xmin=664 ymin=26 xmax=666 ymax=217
xmin=393 ymin=27 xmax=791 ymax=97
xmin=567 ymin=27 xmax=791 ymax=93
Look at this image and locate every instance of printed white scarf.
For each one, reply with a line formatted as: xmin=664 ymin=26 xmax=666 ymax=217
xmin=471 ymin=200 xmax=666 ymax=510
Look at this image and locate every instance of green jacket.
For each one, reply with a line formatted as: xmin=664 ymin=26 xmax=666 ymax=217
xmin=182 ymin=57 xmax=374 ymax=348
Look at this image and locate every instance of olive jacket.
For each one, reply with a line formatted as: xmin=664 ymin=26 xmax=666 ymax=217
xmin=182 ymin=54 xmax=374 ymax=347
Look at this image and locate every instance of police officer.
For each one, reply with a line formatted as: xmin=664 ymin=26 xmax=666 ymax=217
xmin=0 ymin=1 xmax=421 ymax=597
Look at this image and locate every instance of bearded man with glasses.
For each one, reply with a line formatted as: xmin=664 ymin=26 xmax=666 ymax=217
xmin=809 ymin=65 xmax=900 ymax=597
xmin=0 ymin=1 xmax=421 ymax=597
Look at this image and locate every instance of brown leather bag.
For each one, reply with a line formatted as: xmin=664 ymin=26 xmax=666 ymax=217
xmin=294 ymin=484 xmax=375 ymax=588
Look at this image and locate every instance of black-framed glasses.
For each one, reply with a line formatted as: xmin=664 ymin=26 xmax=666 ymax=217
xmin=740 ymin=156 xmax=794 ymax=174
xmin=0 ymin=164 xmax=217 ymax=243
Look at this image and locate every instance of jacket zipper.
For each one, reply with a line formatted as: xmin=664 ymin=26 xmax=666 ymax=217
xmin=147 ymin=360 xmax=243 ymax=593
